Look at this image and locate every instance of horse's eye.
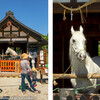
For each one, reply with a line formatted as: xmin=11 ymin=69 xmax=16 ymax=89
xmin=72 ymin=39 xmax=76 ymax=43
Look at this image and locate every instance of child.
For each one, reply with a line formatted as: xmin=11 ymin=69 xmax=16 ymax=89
xmin=31 ymin=67 xmax=37 ymax=87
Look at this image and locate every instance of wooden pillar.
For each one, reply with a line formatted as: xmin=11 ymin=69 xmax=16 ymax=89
xmin=26 ymin=33 xmax=29 ymax=53
xmin=62 ymin=36 xmax=64 ymax=73
xmin=92 ymin=40 xmax=98 ymax=57
xmin=10 ymin=25 xmax=12 ymax=42
xmin=18 ymin=28 xmax=20 ymax=37
xmin=87 ymin=38 xmax=98 ymax=57
xmin=2 ymin=29 xmax=4 ymax=37
xmin=62 ymin=36 xmax=64 ymax=87
xmin=87 ymin=38 xmax=93 ymax=57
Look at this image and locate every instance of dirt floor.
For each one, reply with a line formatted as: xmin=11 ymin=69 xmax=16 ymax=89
xmin=0 ymin=72 xmax=48 ymax=100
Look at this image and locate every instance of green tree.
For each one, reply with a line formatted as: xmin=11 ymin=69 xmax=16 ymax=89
xmin=41 ymin=34 xmax=48 ymax=51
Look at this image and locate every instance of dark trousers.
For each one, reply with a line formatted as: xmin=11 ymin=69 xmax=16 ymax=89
xmin=21 ymin=73 xmax=36 ymax=92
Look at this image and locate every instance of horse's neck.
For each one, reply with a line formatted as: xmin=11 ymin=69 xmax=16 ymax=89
xmin=10 ymin=49 xmax=17 ymax=56
xmin=70 ymin=48 xmax=100 ymax=74
xmin=69 ymin=46 xmax=89 ymax=74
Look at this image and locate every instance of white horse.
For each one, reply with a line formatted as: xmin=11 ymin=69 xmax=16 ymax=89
xmin=5 ymin=47 xmax=18 ymax=56
xmin=70 ymin=26 xmax=100 ymax=94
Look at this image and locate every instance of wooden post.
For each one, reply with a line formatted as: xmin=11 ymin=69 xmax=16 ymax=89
xmin=40 ymin=71 xmax=43 ymax=83
xmin=26 ymin=33 xmax=29 ymax=53
xmin=18 ymin=28 xmax=20 ymax=37
xmin=62 ymin=36 xmax=64 ymax=87
xmin=2 ymin=29 xmax=4 ymax=37
xmin=10 ymin=25 xmax=12 ymax=42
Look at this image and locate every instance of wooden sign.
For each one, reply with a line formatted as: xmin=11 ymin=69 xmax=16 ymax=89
xmin=37 ymin=49 xmax=47 ymax=68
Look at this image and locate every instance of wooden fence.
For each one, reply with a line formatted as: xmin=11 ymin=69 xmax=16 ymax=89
xmin=0 ymin=60 xmax=21 ymax=73
xmin=53 ymin=73 xmax=100 ymax=100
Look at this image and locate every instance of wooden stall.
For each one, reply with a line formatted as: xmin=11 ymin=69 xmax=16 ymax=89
xmin=53 ymin=0 xmax=100 ymax=88
xmin=37 ymin=49 xmax=48 ymax=83
xmin=0 ymin=11 xmax=47 ymax=76
xmin=0 ymin=10 xmax=47 ymax=56
xmin=0 ymin=10 xmax=47 ymax=67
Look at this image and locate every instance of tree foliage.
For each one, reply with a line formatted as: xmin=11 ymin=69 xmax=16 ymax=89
xmin=41 ymin=34 xmax=48 ymax=51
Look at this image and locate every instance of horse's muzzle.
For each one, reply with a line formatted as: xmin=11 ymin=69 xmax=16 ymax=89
xmin=78 ymin=51 xmax=86 ymax=61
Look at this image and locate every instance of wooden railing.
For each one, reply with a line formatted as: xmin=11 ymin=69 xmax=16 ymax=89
xmin=53 ymin=73 xmax=100 ymax=79
xmin=0 ymin=60 xmax=21 ymax=73
xmin=53 ymin=73 xmax=100 ymax=100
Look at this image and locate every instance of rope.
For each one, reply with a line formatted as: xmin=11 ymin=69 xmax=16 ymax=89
xmin=55 ymin=0 xmax=100 ymax=23
xmin=63 ymin=9 xmax=66 ymax=21
xmin=56 ymin=0 xmax=97 ymax=12
xmin=53 ymin=83 xmax=100 ymax=94
xmin=53 ymin=88 xmax=59 ymax=92
xmin=53 ymin=64 xmax=71 ymax=81
xmin=75 ymin=84 xmax=100 ymax=94
xmin=53 ymin=64 xmax=71 ymax=90
xmin=80 ymin=8 xmax=84 ymax=24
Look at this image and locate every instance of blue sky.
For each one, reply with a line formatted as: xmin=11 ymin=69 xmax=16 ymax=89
xmin=0 ymin=0 xmax=48 ymax=35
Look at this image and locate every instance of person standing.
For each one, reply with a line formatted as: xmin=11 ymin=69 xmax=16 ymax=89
xmin=20 ymin=53 xmax=40 ymax=94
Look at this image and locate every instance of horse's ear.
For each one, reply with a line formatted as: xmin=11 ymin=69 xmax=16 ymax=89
xmin=71 ymin=26 xmax=74 ymax=35
xmin=79 ymin=26 xmax=83 ymax=33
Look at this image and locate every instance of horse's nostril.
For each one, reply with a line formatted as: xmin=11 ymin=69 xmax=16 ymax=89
xmin=80 ymin=54 xmax=82 ymax=58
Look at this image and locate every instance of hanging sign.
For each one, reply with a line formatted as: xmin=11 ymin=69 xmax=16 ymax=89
xmin=37 ymin=49 xmax=47 ymax=67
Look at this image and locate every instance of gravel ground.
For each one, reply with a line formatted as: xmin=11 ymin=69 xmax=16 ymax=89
xmin=0 ymin=72 xmax=48 ymax=100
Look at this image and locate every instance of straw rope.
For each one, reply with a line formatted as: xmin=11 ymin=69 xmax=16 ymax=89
xmin=55 ymin=0 xmax=100 ymax=23
xmin=56 ymin=0 xmax=99 ymax=12
xmin=86 ymin=5 xmax=88 ymax=17
xmin=63 ymin=9 xmax=66 ymax=21
xmin=53 ymin=65 xmax=71 ymax=86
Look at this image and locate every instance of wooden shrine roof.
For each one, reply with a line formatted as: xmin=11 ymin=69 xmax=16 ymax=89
xmin=0 ymin=11 xmax=47 ymax=45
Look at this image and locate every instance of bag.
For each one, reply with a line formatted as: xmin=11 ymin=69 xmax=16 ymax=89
xmin=28 ymin=69 xmax=33 ymax=77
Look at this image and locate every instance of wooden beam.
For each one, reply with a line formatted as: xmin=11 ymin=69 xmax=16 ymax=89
xmin=0 ymin=72 xmax=21 ymax=77
xmin=2 ymin=30 xmax=19 ymax=32
xmin=70 ymin=0 xmax=77 ymax=6
xmin=53 ymin=73 xmax=100 ymax=79
xmin=0 ymin=36 xmax=28 ymax=39
xmin=0 ymin=41 xmax=27 ymax=43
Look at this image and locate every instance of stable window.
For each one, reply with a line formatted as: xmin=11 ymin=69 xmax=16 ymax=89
xmin=98 ymin=41 xmax=100 ymax=56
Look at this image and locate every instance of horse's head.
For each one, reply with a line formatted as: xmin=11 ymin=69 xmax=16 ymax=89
xmin=5 ymin=47 xmax=10 ymax=55
xmin=70 ymin=26 xmax=86 ymax=61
